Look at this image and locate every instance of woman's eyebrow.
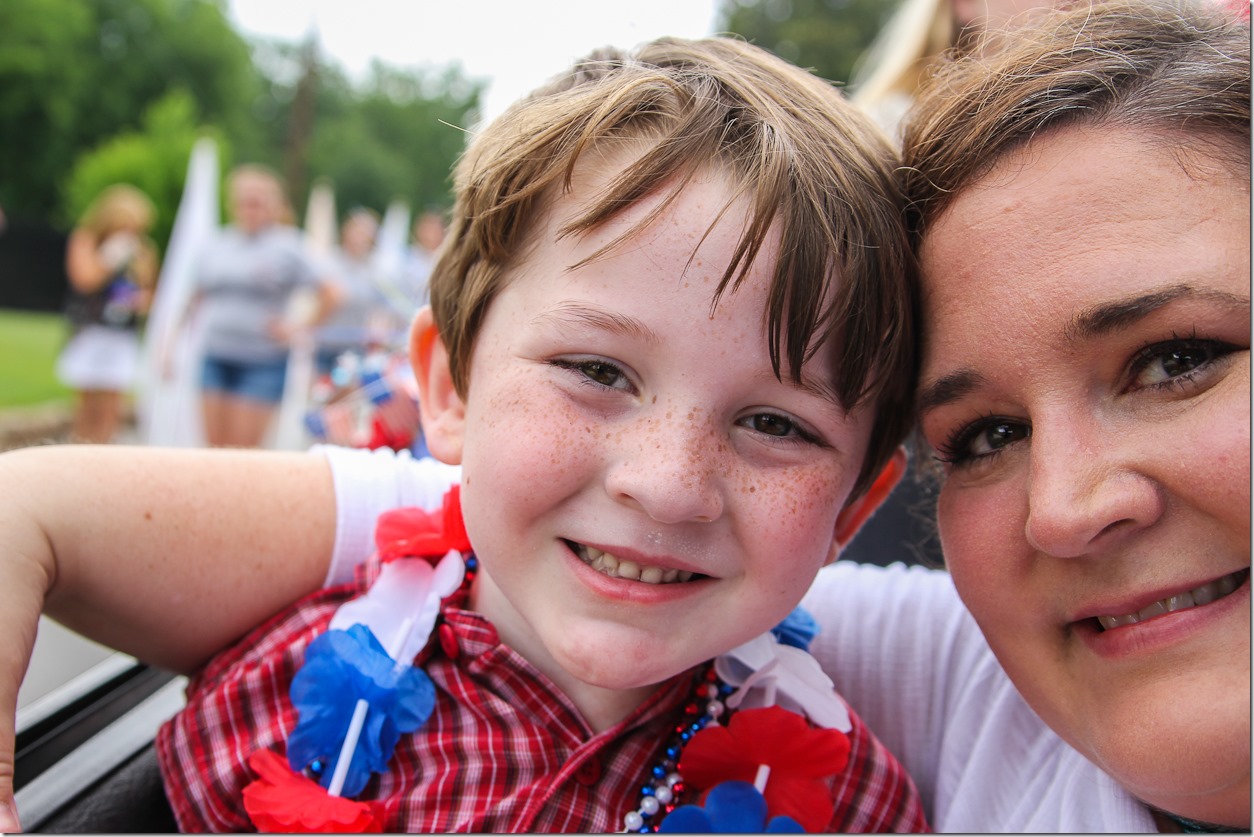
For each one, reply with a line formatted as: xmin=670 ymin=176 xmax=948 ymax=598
xmin=1066 ymin=284 xmax=1250 ymax=342
xmin=917 ymin=369 xmax=984 ymax=415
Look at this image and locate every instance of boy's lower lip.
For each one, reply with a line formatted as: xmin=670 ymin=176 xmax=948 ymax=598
xmin=1073 ymin=570 xmax=1250 ymax=659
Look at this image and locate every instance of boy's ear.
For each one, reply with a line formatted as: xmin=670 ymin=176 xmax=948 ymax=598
xmin=828 ymin=447 xmax=908 ymax=562
xmin=409 ymin=306 xmax=465 ymax=465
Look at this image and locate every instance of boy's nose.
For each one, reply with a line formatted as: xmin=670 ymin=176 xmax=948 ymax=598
xmin=604 ymin=414 xmax=725 ymax=525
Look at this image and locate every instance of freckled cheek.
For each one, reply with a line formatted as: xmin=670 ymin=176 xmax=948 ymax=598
xmin=739 ymin=468 xmax=846 ymax=555
xmin=466 ymin=378 xmax=601 ymax=481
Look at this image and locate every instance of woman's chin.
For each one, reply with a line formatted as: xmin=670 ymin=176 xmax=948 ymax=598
xmin=1089 ymin=689 xmax=1251 ymax=828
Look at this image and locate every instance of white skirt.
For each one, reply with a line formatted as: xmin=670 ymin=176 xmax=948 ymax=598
xmin=56 ymin=325 xmax=141 ymax=392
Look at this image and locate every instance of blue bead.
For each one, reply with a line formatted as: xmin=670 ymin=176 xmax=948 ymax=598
xmin=679 ymin=731 xmax=691 ymax=741
xmin=666 ymin=746 xmax=680 ymax=760
xmin=642 ymin=785 xmax=655 ymax=796
xmin=652 ymin=765 xmax=666 ymax=779
xmin=690 ymin=722 xmax=702 ymax=732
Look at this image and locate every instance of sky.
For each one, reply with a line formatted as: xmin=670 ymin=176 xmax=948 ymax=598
xmin=226 ymin=1 xmax=724 ymax=124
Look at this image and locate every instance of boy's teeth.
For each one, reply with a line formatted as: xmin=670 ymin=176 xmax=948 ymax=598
xmin=1096 ymin=570 xmax=1247 ymax=631
xmin=574 ymin=543 xmax=695 ymax=584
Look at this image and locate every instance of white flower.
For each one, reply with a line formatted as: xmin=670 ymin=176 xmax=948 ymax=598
xmin=714 ymin=633 xmax=851 ymax=732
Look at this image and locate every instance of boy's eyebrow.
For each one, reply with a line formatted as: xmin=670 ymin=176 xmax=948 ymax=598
xmin=1065 ymin=284 xmax=1249 ymax=342
xmin=533 ymin=303 xmax=662 ymax=343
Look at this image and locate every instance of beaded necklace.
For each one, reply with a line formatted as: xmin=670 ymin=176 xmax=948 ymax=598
xmin=622 ymin=665 xmax=733 ymax=833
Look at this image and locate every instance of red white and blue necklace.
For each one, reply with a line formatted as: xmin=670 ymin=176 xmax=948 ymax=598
xmin=240 ymin=486 xmax=853 ymax=833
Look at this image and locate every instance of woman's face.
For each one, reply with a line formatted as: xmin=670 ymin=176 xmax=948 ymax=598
xmin=918 ymin=125 xmax=1250 ymax=826
xmin=230 ymin=172 xmax=283 ymax=234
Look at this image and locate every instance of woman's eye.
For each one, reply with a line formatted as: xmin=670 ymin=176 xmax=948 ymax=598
xmin=1129 ymin=339 xmax=1232 ymax=390
xmin=936 ymin=417 xmax=1029 ymax=466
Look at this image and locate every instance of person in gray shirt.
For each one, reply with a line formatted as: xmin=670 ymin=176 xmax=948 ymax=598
xmin=192 ymin=165 xmax=335 ymax=447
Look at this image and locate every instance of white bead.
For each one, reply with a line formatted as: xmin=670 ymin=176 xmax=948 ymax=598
xmin=654 ymin=786 xmax=674 ymax=805
xmin=666 ymin=772 xmax=683 ymax=787
xmin=624 ymin=811 xmax=644 ymax=831
xmin=706 ymin=700 xmax=724 ymax=718
xmin=641 ymin=796 xmax=661 ymax=816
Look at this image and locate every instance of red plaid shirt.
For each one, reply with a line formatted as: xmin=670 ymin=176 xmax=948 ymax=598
xmin=156 ymin=554 xmax=928 ymax=833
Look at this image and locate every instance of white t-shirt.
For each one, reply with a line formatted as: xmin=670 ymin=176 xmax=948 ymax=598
xmin=317 ymin=445 xmax=1157 ymax=833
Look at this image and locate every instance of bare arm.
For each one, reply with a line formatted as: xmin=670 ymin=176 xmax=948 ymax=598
xmin=0 ymin=445 xmax=337 ymax=673
xmin=0 ymin=444 xmax=339 ymax=830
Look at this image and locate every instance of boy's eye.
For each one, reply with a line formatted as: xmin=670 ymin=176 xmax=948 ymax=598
xmin=746 ymin=413 xmax=794 ymax=437
xmin=738 ymin=412 xmax=822 ymax=446
xmin=578 ymin=360 xmax=625 ymax=388
xmin=550 ymin=358 xmax=632 ymax=391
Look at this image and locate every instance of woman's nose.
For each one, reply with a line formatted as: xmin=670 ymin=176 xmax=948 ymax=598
xmin=604 ymin=412 xmax=726 ymax=525
xmin=1024 ymin=421 xmax=1164 ymax=558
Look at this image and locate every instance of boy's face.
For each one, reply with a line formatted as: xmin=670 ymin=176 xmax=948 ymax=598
xmin=414 ymin=165 xmax=890 ymax=712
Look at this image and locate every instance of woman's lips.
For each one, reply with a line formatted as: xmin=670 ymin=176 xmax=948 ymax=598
xmin=1095 ymin=568 xmax=1249 ymax=631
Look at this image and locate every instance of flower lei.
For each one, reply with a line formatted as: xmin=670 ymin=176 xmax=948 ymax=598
xmin=241 ymin=486 xmax=853 ymax=833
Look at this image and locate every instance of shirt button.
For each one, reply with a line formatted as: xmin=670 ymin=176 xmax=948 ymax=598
xmin=438 ymin=623 xmax=460 ymax=660
xmin=574 ymin=758 xmax=602 ymax=786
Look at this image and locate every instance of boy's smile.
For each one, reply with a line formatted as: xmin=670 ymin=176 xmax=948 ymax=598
xmin=565 ymin=539 xmax=700 ymax=584
xmin=414 ymin=161 xmax=883 ymax=730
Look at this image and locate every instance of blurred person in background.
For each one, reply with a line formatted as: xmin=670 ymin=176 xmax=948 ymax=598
xmin=57 ymin=184 xmax=160 ymax=443
xmin=402 ymin=208 xmax=446 ymax=308
xmin=188 ymin=164 xmax=334 ymax=448
xmin=312 ymin=208 xmax=397 ymax=376
xmin=851 ymin=0 xmax=1070 ymax=139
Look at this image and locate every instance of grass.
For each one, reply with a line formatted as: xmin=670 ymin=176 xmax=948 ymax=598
xmin=0 ymin=309 xmax=72 ymax=409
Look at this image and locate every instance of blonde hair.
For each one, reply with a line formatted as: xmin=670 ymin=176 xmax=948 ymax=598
xmin=852 ymin=0 xmax=956 ymax=110
xmin=77 ymin=184 xmax=156 ymax=241
xmin=431 ymin=36 xmax=918 ymax=498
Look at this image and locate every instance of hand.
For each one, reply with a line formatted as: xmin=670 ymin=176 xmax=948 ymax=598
xmin=98 ymin=232 xmax=140 ymax=272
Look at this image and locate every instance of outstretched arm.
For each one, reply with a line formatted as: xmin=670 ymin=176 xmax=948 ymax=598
xmin=0 ymin=444 xmax=337 ymax=831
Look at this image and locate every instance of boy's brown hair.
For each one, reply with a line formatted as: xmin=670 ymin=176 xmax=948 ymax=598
xmin=429 ymin=36 xmax=917 ymax=499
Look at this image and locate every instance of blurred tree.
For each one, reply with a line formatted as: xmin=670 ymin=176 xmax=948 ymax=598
xmin=1 ymin=0 xmax=481 ymax=246
xmin=717 ymin=0 xmax=896 ymax=86
xmin=63 ymin=91 xmax=226 ymax=254
xmin=0 ymin=0 xmax=259 ymax=221
xmin=250 ymin=39 xmax=483 ymax=220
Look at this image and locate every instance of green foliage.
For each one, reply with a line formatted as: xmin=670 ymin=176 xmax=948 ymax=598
xmin=0 ymin=0 xmax=258 ymax=220
xmin=1 ymin=0 xmax=482 ymax=247
xmin=0 ymin=310 xmax=71 ymax=408
xmin=717 ymin=0 xmax=897 ymax=86
xmin=63 ymin=91 xmax=227 ymax=254
xmin=307 ymin=62 xmax=483 ymax=217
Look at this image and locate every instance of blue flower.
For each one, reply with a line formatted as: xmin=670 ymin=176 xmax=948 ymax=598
xmin=770 ymin=607 xmax=819 ymax=651
xmin=658 ymin=781 xmax=806 ymax=833
xmin=287 ymin=624 xmax=435 ymax=797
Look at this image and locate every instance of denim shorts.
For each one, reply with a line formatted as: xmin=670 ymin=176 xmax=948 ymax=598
xmin=201 ymin=355 xmax=289 ymax=404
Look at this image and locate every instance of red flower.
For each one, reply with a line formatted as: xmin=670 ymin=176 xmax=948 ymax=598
xmin=242 ymin=749 xmax=385 ymax=833
xmin=680 ymin=707 xmax=851 ymax=833
xmin=375 ymin=487 xmax=470 ymax=562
